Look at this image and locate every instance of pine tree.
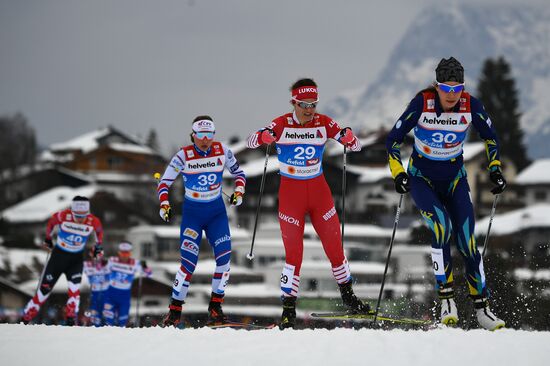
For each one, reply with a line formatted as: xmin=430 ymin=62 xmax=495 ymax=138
xmin=145 ymin=128 xmax=160 ymax=152
xmin=475 ymin=57 xmax=530 ymax=171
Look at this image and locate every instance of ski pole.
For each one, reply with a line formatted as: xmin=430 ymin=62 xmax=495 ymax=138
xmin=341 ymin=146 xmax=347 ymax=248
xmin=135 ymin=273 xmax=143 ymax=327
xmin=373 ymin=194 xmax=403 ymax=323
xmin=34 ymin=246 xmax=52 ymax=296
xmin=247 ymin=144 xmax=271 ymax=260
xmin=482 ymin=194 xmax=499 ymax=257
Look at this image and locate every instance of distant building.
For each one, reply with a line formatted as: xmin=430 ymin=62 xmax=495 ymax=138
xmin=515 ymin=159 xmax=550 ymax=206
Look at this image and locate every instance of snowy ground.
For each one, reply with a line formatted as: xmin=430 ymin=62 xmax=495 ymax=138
xmin=1 ymin=325 xmax=549 ymax=366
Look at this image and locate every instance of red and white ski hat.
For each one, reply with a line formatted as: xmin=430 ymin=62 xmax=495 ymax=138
xmin=118 ymin=242 xmax=133 ymax=252
xmin=192 ymin=119 xmax=216 ymax=133
xmin=291 ymin=86 xmax=319 ymax=101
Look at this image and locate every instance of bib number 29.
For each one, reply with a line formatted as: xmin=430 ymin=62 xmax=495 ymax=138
xmin=294 ymin=146 xmax=315 ymax=160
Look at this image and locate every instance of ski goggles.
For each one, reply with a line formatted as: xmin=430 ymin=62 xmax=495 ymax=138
xmin=194 ymin=131 xmax=214 ymax=140
xmin=293 ymin=98 xmax=319 ymax=109
xmin=437 ymin=82 xmax=465 ymax=93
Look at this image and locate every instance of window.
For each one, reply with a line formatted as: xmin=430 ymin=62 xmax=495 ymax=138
xmin=534 ymin=191 xmax=547 ymax=201
xmin=142 ymin=242 xmax=153 ymax=258
xmin=107 ymin=156 xmax=124 ymax=169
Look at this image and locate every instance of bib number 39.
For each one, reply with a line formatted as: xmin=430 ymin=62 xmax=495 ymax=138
xmin=198 ymin=174 xmax=217 ymax=186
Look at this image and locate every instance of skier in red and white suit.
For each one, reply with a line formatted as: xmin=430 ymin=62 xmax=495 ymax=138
xmin=247 ymin=78 xmax=371 ymax=328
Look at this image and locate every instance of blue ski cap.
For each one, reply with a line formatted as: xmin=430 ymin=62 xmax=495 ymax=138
xmin=436 ymin=57 xmax=464 ymax=83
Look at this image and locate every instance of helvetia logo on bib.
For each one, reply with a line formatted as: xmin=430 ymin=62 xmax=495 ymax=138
xmin=316 ymin=130 xmax=323 ymax=138
xmin=460 ymin=116 xmax=468 ymax=125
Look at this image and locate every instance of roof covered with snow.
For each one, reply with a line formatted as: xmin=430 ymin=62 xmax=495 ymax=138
xmin=48 ymin=127 xmax=155 ymax=156
xmin=462 ymin=142 xmax=486 ymax=161
xmin=223 ymin=154 xmax=280 ymax=178
xmin=515 ymin=159 xmax=550 ymax=185
xmin=49 ymin=128 xmax=112 ymax=153
xmin=475 ymin=203 xmax=550 ymax=236
xmin=0 ymin=185 xmax=98 ymax=223
xmin=304 ymin=223 xmax=409 ymax=241
xmin=128 ymin=225 xmax=250 ymax=240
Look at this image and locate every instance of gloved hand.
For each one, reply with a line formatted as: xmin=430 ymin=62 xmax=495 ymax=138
xmin=159 ymin=201 xmax=172 ymax=222
xmin=339 ymin=127 xmax=356 ymax=146
xmin=394 ymin=172 xmax=411 ymax=194
xmin=229 ymin=191 xmax=244 ymax=206
xmin=260 ymin=128 xmax=276 ymax=145
xmin=92 ymin=244 xmax=104 ymax=259
xmin=43 ymin=238 xmax=53 ymax=250
xmin=489 ymin=169 xmax=507 ymax=195
xmin=140 ymin=260 xmax=148 ymax=269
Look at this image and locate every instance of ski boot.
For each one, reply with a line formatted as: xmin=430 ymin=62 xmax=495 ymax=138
xmin=472 ymin=295 xmax=505 ymax=331
xmin=438 ymin=283 xmax=458 ymax=326
xmin=64 ymin=303 xmax=77 ymax=326
xmin=207 ymin=293 xmax=227 ymax=325
xmin=279 ymin=296 xmax=297 ymax=330
xmin=162 ymin=299 xmax=183 ymax=327
xmin=21 ymin=307 xmax=39 ymax=325
xmin=339 ymin=281 xmax=371 ymax=314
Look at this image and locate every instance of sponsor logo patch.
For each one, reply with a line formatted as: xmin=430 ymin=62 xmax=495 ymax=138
xmin=181 ymin=240 xmax=199 ymax=255
xmin=183 ymin=228 xmax=199 ymax=239
xmin=214 ymin=235 xmax=230 ymax=246
xmin=279 ymin=212 xmax=301 ymax=227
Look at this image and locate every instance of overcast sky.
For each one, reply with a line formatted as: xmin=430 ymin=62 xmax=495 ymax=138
xmin=0 ymin=0 xmax=547 ymax=153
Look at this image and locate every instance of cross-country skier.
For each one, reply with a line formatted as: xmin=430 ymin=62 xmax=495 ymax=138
xmin=83 ymin=255 xmax=109 ymax=326
xmin=158 ymin=116 xmax=246 ymax=327
xmin=385 ymin=57 xmax=506 ymax=330
xmin=21 ymin=196 xmax=104 ymax=326
xmin=246 ymin=78 xmax=370 ymax=329
xmin=102 ymin=242 xmax=152 ymax=327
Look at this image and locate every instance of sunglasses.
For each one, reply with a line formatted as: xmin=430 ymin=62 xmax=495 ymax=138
xmin=194 ymin=131 xmax=214 ymax=139
xmin=293 ymin=98 xmax=318 ymax=109
xmin=437 ymin=82 xmax=465 ymax=93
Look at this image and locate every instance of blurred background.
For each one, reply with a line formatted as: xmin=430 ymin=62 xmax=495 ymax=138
xmin=0 ymin=0 xmax=549 ymax=329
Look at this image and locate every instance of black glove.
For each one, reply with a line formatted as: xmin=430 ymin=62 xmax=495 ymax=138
xmin=489 ymin=169 xmax=507 ymax=195
xmin=43 ymin=238 xmax=53 ymax=249
xmin=92 ymin=244 xmax=104 ymax=259
xmin=394 ymin=172 xmax=410 ymax=194
xmin=140 ymin=260 xmax=148 ymax=269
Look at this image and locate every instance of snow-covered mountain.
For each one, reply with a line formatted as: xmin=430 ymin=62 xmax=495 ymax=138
xmin=323 ymin=3 xmax=550 ymax=159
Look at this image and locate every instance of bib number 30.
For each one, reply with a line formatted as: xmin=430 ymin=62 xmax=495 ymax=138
xmin=432 ymin=132 xmax=457 ymax=144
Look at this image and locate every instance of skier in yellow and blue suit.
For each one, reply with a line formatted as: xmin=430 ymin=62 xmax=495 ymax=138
xmin=385 ymin=57 xmax=506 ymax=331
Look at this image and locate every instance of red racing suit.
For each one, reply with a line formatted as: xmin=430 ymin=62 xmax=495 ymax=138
xmin=247 ymin=111 xmax=361 ymax=297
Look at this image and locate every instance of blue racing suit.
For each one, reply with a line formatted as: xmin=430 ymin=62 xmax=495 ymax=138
xmin=157 ymin=142 xmax=246 ymax=302
xmin=386 ymin=90 xmax=502 ymax=297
